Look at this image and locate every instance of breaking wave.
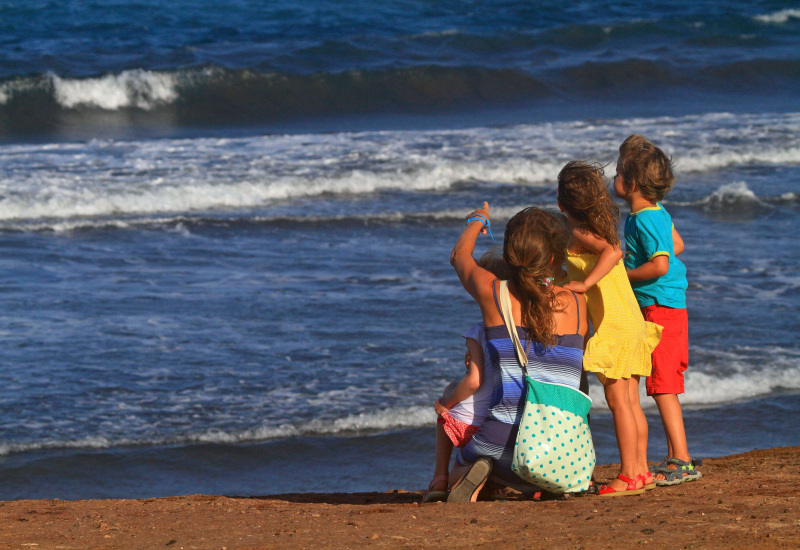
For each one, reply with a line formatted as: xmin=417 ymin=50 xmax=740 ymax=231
xmin=0 ymin=405 xmax=435 ymax=456
xmin=2 ymin=56 xmax=800 ymax=138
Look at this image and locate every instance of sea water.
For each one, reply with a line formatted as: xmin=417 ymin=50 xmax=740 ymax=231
xmin=0 ymin=1 xmax=798 ymax=499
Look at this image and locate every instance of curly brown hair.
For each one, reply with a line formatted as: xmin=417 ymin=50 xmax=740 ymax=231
xmin=502 ymin=207 xmax=569 ymax=347
xmin=617 ymin=134 xmax=675 ymax=202
xmin=557 ymin=160 xmax=620 ymax=247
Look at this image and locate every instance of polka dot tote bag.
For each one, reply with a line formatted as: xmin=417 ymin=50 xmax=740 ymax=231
xmin=512 ymin=376 xmax=595 ymax=494
xmin=498 ymin=281 xmax=596 ymax=494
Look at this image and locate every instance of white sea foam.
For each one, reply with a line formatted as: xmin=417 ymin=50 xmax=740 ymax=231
xmin=698 ymin=181 xmax=767 ymax=208
xmin=754 ymin=9 xmax=800 ymax=24
xmin=0 ymin=76 xmax=39 ymax=105
xmin=0 ymin=435 xmax=115 ymax=457
xmin=0 ymin=405 xmax=436 ymax=456
xmin=0 ymin=165 xmax=554 ymax=224
xmin=0 ymin=204 xmax=553 ymax=233
xmin=191 ymin=405 xmax=436 ymax=444
xmin=588 ymin=346 xmax=800 ymax=411
xmin=0 ymin=70 xmax=184 ymax=108
xmin=1 ymin=351 xmax=797 ymax=456
xmin=51 ymin=70 xmax=179 ymax=110
xmin=0 ymin=111 xmax=798 ymax=227
xmin=677 ymin=147 xmax=800 ymax=173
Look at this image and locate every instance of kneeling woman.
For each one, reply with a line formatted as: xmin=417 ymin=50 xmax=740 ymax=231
xmin=448 ymin=204 xmax=588 ymax=501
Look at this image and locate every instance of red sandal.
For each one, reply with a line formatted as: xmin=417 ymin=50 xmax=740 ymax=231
xmin=598 ymin=473 xmax=645 ymax=497
xmin=638 ymin=471 xmax=656 ymax=490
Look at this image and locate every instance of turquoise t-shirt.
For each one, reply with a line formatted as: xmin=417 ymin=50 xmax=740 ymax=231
xmin=623 ymin=203 xmax=687 ymax=308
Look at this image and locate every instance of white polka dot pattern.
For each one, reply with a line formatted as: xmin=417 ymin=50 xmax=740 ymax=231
xmin=511 ymin=377 xmax=595 ymax=494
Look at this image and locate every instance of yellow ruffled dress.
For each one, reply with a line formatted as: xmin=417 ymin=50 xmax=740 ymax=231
xmin=566 ymin=252 xmax=662 ymax=382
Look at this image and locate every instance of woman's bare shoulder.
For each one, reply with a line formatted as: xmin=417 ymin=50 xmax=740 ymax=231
xmin=552 ymin=286 xmax=587 ymax=336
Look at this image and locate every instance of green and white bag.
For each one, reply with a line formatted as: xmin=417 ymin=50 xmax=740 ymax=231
xmin=498 ymin=281 xmax=595 ymax=494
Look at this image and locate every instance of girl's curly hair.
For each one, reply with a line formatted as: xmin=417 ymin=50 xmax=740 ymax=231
xmin=557 ymin=160 xmax=620 ymax=247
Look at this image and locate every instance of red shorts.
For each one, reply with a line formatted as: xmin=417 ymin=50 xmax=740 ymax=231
xmin=438 ymin=411 xmax=479 ymax=448
xmin=641 ymin=305 xmax=688 ymax=396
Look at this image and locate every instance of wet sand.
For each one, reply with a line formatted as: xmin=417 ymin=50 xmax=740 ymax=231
xmin=1 ymin=447 xmax=797 ymax=549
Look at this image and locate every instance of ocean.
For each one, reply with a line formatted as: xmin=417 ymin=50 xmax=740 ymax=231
xmin=0 ymin=0 xmax=798 ymax=500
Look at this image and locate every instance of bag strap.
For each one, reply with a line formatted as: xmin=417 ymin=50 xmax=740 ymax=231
xmin=498 ymin=280 xmax=528 ymax=373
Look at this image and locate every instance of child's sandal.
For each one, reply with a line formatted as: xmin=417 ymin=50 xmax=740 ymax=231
xmin=651 ymin=456 xmax=669 ymax=474
xmin=655 ymin=457 xmax=702 ymax=486
xmin=597 ymin=473 xmax=646 ymax=497
xmin=422 ymin=474 xmax=449 ymax=502
xmin=638 ymin=471 xmax=656 ymax=490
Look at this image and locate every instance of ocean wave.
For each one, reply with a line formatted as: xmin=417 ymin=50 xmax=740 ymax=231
xmin=0 ymin=204 xmax=540 ymax=233
xmin=686 ymin=349 xmax=800 ymax=407
xmin=667 ymin=181 xmax=800 ymax=212
xmin=0 ymin=65 xmax=552 ymax=135
xmin=0 ymin=163 xmax=558 ymax=227
xmin=192 ymin=405 xmax=436 ymax=443
xmin=754 ymin=9 xmax=800 ymax=24
xmin=667 ymin=181 xmax=772 ymax=212
xmin=51 ymin=70 xmax=180 ymax=110
xmin=3 ymin=362 xmax=799 ymax=456
xmin=1 ymin=345 xmax=798 ymax=457
xmin=697 ymin=182 xmax=767 ymax=209
xmin=0 ymin=405 xmax=436 ymax=457
xmin=677 ymin=147 xmax=800 ymax=173
xmin=1 ymin=111 xmax=798 ymax=228
xmin=775 ymin=192 xmax=800 ymax=204
xmin=588 ymin=348 xmax=800 ymax=411
xmin=2 ymin=56 xmax=800 ymax=137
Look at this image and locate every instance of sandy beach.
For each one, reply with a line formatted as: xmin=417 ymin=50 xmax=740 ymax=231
xmin=0 ymin=446 xmax=797 ymax=549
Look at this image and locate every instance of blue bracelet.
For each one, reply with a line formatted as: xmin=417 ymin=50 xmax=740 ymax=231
xmin=466 ymin=214 xmax=494 ymax=240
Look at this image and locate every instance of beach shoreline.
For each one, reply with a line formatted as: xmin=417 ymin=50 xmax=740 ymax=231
xmin=1 ymin=446 xmax=797 ymax=549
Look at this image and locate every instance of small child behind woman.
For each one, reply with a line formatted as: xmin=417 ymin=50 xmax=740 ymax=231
xmin=423 ymin=248 xmax=511 ymax=503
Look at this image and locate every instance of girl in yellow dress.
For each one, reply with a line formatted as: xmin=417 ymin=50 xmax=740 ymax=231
xmin=557 ymin=161 xmax=662 ymax=497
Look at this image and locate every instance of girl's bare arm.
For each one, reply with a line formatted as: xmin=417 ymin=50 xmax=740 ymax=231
xmin=436 ymin=338 xmax=484 ymax=412
xmin=564 ymin=229 xmax=623 ymax=293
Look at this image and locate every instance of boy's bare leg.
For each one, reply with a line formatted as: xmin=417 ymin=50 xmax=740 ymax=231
xmin=628 ymin=375 xmax=649 ymax=477
xmin=652 ymin=392 xmax=690 ymax=480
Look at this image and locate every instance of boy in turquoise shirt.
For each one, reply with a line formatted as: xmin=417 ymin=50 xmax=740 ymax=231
xmin=624 ymin=203 xmax=687 ymax=308
xmin=615 ymin=134 xmax=701 ymax=486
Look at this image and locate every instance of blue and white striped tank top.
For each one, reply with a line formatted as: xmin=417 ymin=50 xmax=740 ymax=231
xmin=458 ymin=287 xmax=584 ymax=482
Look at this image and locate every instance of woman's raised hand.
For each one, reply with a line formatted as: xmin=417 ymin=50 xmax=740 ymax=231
xmin=466 ymin=201 xmax=490 ymax=234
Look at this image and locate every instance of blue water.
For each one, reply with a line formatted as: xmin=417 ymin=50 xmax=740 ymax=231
xmin=0 ymin=1 xmax=798 ymax=500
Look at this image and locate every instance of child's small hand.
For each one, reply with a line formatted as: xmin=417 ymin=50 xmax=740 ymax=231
xmin=464 ymin=351 xmax=472 ymax=371
xmin=564 ymin=280 xmax=589 ymax=293
xmin=434 ymin=399 xmax=450 ymax=415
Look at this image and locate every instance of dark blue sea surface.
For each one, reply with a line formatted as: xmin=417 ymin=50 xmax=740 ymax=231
xmin=2 ymin=0 xmax=800 ymax=139
xmin=0 ymin=0 xmax=798 ymax=500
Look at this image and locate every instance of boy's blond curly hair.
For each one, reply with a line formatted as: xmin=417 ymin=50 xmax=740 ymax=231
xmin=617 ymin=134 xmax=675 ymax=202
